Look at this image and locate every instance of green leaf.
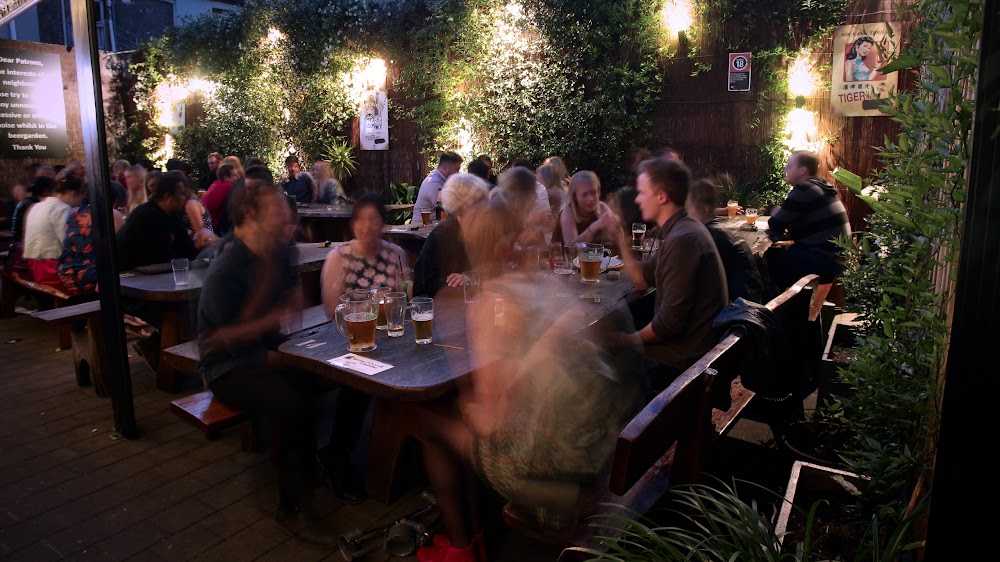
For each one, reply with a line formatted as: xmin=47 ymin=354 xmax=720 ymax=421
xmin=831 ymin=168 xmax=863 ymax=191
xmin=879 ymin=55 xmax=920 ymax=74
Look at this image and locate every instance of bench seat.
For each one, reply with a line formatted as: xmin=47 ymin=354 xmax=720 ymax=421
xmin=170 ymin=390 xmax=257 ymax=452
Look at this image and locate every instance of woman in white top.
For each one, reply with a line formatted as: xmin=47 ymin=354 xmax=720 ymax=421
xmin=23 ymin=175 xmax=87 ymax=289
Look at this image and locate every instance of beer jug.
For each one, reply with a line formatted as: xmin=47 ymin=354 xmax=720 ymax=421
xmin=336 ymin=290 xmax=379 ymax=352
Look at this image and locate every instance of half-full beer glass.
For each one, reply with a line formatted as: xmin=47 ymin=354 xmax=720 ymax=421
xmin=384 ymin=291 xmax=407 ymax=337
xmin=411 ymin=296 xmax=434 ymax=344
xmin=335 ymin=290 xmax=378 ymax=352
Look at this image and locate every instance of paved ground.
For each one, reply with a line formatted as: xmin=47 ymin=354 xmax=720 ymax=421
xmin=0 ymin=303 xmax=802 ymax=561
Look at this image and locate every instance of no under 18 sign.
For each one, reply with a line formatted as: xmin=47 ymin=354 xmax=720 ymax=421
xmin=728 ymin=52 xmax=751 ymax=92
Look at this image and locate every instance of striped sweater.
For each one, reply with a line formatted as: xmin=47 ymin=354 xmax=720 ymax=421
xmin=768 ymin=178 xmax=851 ymax=258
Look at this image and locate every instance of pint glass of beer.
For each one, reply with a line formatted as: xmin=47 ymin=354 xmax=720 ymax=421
xmin=385 ymin=291 xmax=407 ymax=337
xmin=335 ymin=291 xmax=378 ymax=352
xmin=727 ymin=200 xmax=739 ymax=220
xmin=411 ymin=296 xmax=434 ymax=344
xmin=579 ymin=243 xmax=607 ymax=284
xmin=421 ymin=210 xmax=432 ymax=227
xmin=631 ymin=223 xmax=646 ymax=249
xmin=745 ymin=208 xmax=759 ymax=226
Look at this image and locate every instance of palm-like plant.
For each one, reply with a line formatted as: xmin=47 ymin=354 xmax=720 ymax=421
xmin=322 ymin=137 xmax=359 ymax=182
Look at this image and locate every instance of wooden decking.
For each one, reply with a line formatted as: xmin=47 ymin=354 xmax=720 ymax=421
xmin=0 ymin=313 xmax=560 ymax=561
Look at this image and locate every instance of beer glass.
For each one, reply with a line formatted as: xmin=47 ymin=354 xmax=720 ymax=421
xmin=548 ymin=243 xmax=563 ymax=270
xmin=384 ymin=291 xmax=407 ymax=337
xmin=578 ymin=243 xmax=607 ymax=284
xmin=335 ymin=291 xmax=378 ymax=352
xmin=420 ymin=209 xmax=432 ymax=227
xmin=727 ymin=200 xmax=739 ymax=220
xmin=745 ymin=208 xmax=759 ymax=226
xmin=411 ymin=296 xmax=434 ymax=344
xmin=631 ymin=223 xmax=647 ymax=249
xmin=463 ymin=271 xmax=481 ymax=304
xmin=374 ymin=286 xmax=392 ymax=330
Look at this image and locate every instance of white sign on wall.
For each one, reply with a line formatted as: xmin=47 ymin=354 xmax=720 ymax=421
xmin=360 ymin=89 xmax=388 ymax=151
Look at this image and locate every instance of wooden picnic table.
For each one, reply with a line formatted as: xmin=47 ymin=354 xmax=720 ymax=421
xmin=279 ymin=271 xmax=652 ymax=502
xmin=718 ymin=215 xmax=773 ymax=257
xmin=296 ymin=203 xmax=416 ymax=243
xmin=119 ymin=242 xmax=337 ymax=393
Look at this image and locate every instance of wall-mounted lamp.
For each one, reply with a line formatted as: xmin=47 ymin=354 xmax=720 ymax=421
xmin=662 ymin=0 xmax=693 ymax=36
xmin=783 ymin=107 xmax=822 ymax=153
xmin=787 ymin=51 xmax=816 ymax=98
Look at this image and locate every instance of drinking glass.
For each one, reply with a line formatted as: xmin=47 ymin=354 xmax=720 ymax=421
xmin=463 ymin=271 xmax=481 ymax=304
xmin=420 ymin=210 xmax=432 ymax=227
xmin=578 ymin=243 xmax=607 ymax=284
xmin=171 ymin=258 xmax=190 ymax=286
xmin=335 ymin=291 xmax=378 ymax=352
xmin=631 ymin=223 xmax=647 ymax=249
xmin=384 ymin=291 xmax=407 ymax=337
xmin=745 ymin=208 xmax=759 ymax=226
xmin=411 ymin=296 xmax=434 ymax=344
xmin=374 ymin=286 xmax=392 ymax=330
xmin=548 ymin=243 xmax=563 ymax=271
xmin=727 ymin=200 xmax=739 ymax=220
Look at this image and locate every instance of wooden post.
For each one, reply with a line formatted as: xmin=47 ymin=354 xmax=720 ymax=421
xmin=69 ymin=0 xmax=136 ymax=438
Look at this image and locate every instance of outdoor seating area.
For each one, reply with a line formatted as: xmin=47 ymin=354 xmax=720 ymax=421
xmin=0 ymin=0 xmax=993 ymax=560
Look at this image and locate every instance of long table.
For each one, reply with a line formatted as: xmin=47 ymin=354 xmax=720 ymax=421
xmin=297 ymin=203 xmax=416 ymax=243
xmin=119 ymin=243 xmax=337 ymax=392
xmin=278 ymin=270 xmax=652 ymax=502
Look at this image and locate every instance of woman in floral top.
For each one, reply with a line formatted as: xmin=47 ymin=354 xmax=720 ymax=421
xmin=320 ymin=192 xmax=407 ymax=318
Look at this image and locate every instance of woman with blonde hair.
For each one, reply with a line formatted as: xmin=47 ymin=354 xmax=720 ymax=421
xmin=553 ymin=170 xmax=622 ymax=247
xmin=222 ymin=155 xmax=244 ymax=178
xmin=536 ymin=163 xmax=564 ymax=218
xmin=124 ymin=164 xmax=148 ymax=215
xmin=312 ymin=159 xmax=348 ymax=204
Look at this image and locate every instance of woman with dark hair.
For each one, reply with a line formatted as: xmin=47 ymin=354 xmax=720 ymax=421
xmin=847 ymin=36 xmax=878 ymax=81
xmin=23 ymin=175 xmax=87 ymax=289
xmin=177 ymin=173 xmax=219 ymax=249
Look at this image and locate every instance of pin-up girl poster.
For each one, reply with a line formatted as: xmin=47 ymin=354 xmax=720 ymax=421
xmin=844 ymin=36 xmax=886 ymax=82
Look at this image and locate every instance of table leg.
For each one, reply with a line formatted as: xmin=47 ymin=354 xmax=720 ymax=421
xmin=365 ymin=398 xmax=413 ymax=504
xmin=156 ymin=305 xmax=191 ymax=393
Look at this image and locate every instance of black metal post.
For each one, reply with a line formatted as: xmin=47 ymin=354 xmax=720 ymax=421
xmin=69 ymin=0 xmax=136 ymax=438
xmin=926 ymin=0 xmax=999 ymax=555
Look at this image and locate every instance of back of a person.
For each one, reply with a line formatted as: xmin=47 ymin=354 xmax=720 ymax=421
xmin=780 ymin=178 xmax=851 ymax=253
xmin=706 ymin=219 xmax=773 ymax=304
xmin=23 ymin=197 xmax=69 ymax=261
xmin=57 ymin=205 xmax=98 ymax=295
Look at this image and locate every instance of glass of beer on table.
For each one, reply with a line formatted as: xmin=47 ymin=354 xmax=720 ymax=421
xmin=384 ymin=291 xmax=407 ymax=337
xmin=745 ymin=208 xmax=759 ymax=227
xmin=335 ymin=290 xmax=378 ymax=352
xmin=374 ymin=286 xmax=392 ymax=330
xmin=420 ymin=209 xmax=432 ymax=227
xmin=631 ymin=223 xmax=647 ymax=249
xmin=727 ymin=200 xmax=739 ymax=220
xmin=411 ymin=296 xmax=434 ymax=344
xmin=579 ymin=243 xmax=607 ymax=284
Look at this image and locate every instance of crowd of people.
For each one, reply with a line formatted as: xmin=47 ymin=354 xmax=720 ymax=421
xmin=0 ymin=146 xmax=851 ymax=558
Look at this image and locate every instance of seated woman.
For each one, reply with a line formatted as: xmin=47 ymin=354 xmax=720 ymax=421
xmin=57 ymin=182 xmax=127 ymax=296
xmin=312 ymin=160 xmax=349 ymax=205
xmin=413 ymin=173 xmax=490 ymax=297
xmin=124 ymin=164 xmax=147 ymax=216
xmin=179 ymin=178 xmax=219 ymax=250
xmin=687 ymin=178 xmax=775 ymax=304
xmin=319 ymin=192 xmax=407 ymax=503
xmin=400 ymin=201 xmax=645 ymax=562
xmin=5 ymin=176 xmax=55 ymax=275
xmin=552 ymin=171 xmax=623 ymax=249
xmin=23 ymin=175 xmax=88 ymax=289
xmin=535 ymin=163 xmax=564 ymax=220
xmin=202 ymin=163 xmax=238 ymax=229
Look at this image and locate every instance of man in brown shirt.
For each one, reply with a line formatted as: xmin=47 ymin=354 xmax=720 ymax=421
xmin=617 ymin=158 xmax=729 ymax=382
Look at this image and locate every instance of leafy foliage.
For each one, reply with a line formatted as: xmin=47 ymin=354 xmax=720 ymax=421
xmin=832 ymin=0 xmax=982 ymax=521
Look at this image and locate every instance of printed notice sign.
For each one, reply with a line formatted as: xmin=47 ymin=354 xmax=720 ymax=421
xmin=0 ymin=47 xmax=69 ymax=159
xmin=327 ymin=353 xmax=394 ymax=376
xmin=728 ymin=52 xmax=751 ymax=92
xmin=360 ymin=89 xmax=388 ymax=150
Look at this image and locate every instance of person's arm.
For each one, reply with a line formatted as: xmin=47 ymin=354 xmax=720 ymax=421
xmin=645 ymin=232 xmax=702 ymax=342
xmin=320 ymin=250 xmax=346 ymax=319
xmin=413 ymin=233 xmax=440 ymax=297
xmin=172 ymin=216 xmax=198 ymax=260
xmin=112 ymin=209 xmax=125 ymax=233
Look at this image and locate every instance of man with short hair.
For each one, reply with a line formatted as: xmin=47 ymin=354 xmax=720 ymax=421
xmin=282 ymin=155 xmax=314 ymax=204
xmin=412 ymin=151 xmax=463 ymax=223
xmin=766 ymin=151 xmax=852 ymax=290
xmin=617 ymin=158 xmax=729 ymax=382
xmin=200 ymin=152 xmax=223 ymax=191
xmin=116 ymin=171 xmax=197 ymax=270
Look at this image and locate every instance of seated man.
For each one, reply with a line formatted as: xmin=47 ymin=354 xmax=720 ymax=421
xmin=116 ymin=171 xmax=198 ymax=270
xmin=281 ymin=154 xmax=314 ymax=205
xmin=617 ymin=158 xmax=729 ymax=385
xmin=687 ymin=179 xmax=775 ymax=304
xmin=766 ymin=151 xmax=852 ymax=290
xmin=197 ymin=180 xmax=334 ymax=547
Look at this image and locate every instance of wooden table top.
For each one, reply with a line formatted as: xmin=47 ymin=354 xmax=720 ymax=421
xmin=119 ymin=243 xmax=336 ymax=301
xmin=279 ymin=271 xmax=649 ymax=399
xmin=382 ymin=224 xmax=434 ymax=241
xmin=717 ymin=216 xmax=772 ymax=256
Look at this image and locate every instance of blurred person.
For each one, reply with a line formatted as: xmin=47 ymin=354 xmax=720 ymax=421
xmin=318 ymin=192 xmax=407 ymax=503
xmin=553 ymin=170 xmax=623 ymax=248
xmin=536 ymin=163 xmax=563 ymax=218
xmin=124 ymin=164 xmax=148 ymax=215
xmin=476 ymin=154 xmax=497 ymax=185
xmin=222 ymin=155 xmax=244 ymax=178
xmin=57 ymin=181 xmax=128 ymax=295
xmin=64 ymin=160 xmax=86 ymax=180
xmin=687 ymin=179 xmax=773 ymax=304
xmin=111 ymin=159 xmax=130 ymax=186
xmin=413 ymin=173 xmax=490 ymax=297
xmin=202 ymin=163 xmax=238 ymax=229
xmin=401 ymin=202 xmax=645 ymax=562
xmin=615 ymin=158 xmax=728 ymax=385
xmin=6 ymin=176 xmax=56 ymax=275
xmin=542 ymin=155 xmax=570 ymax=190
xmin=245 ymin=156 xmax=265 ymax=169
xmin=412 ymin=151 xmax=463 ymax=223
xmin=490 ymin=166 xmax=551 ymax=248
xmin=281 ymin=154 xmax=313 ymax=205
xmin=179 ymin=175 xmax=219 ymax=249
xmin=765 ymin=151 xmax=851 ymax=290
xmin=116 ymin=170 xmax=198 ymax=270
xmin=11 ymin=164 xmax=40 ymax=204
xmin=36 ymin=165 xmax=56 ymax=179
xmin=197 ymin=180 xmax=336 ymax=547
xmin=467 ymin=158 xmax=492 ymax=187
xmin=312 ymin=160 xmax=347 ymax=205
xmin=200 ymin=151 xmax=224 ymax=190
xmin=23 ymin=175 xmax=87 ymax=289
xmin=216 ymin=165 xmax=274 ymax=237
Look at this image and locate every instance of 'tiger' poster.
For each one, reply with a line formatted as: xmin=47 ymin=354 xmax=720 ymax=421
xmin=831 ymin=22 xmax=902 ymax=117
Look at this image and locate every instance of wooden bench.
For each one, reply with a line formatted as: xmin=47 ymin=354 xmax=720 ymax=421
xmin=163 ymin=304 xmax=331 ymax=451
xmin=3 ymin=271 xmax=96 ymax=350
xmin=501 ymin=275 xmax=822 ymax=558
xmin=31 ymin=300 xmax=107 ymax=395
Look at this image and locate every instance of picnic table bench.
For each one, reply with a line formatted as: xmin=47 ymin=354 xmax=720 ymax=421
xmin=5 ymin=271 xmax=98 ymax=350
xmin=501 ymin=274 xmax=823 ymax=558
